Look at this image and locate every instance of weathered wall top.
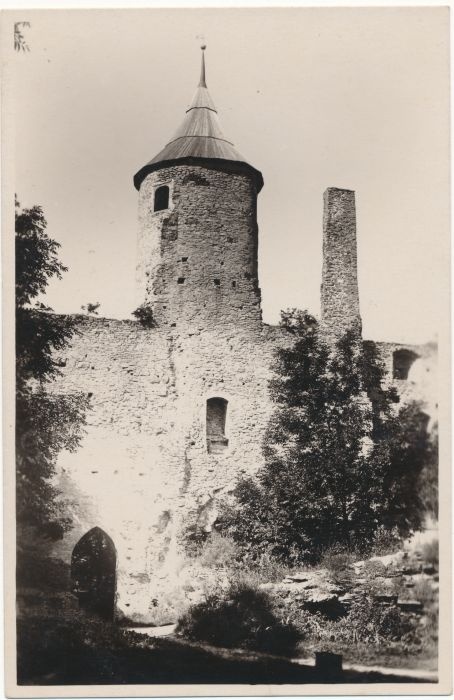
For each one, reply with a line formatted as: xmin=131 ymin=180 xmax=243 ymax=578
xmin=321 ymin=187 xmax=362 ymax=342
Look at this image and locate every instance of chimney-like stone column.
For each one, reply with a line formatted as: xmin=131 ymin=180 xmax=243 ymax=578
xmin=321 ymin=187 xmax=362 ymax=342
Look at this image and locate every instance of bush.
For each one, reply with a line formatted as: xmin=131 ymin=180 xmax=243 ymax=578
xmin=362 ymin=560 xmax=387 ymax=578
xmin=240 ymin=548 xmax=294 ymax=583
xmin=343 ymin=597 xmax=414 ymax=644
xmin=198 ymin=533 xmax=239 ymax=570
xmin=132 ymin=303 xmax=155 ymax=328
xmin=176 ymin=579 xmax=300 ymax=656
xmin=17 ymin=549 xmax=70 ymax=592
xmin=17 ymin=611 xmax=149 ymax=684
xmin=186 ymin=528 xmax=296 ymax=584
xmin=421 ymin=539 xmax=439 ymax=568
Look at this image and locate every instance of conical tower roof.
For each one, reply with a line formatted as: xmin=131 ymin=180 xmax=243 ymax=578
xmin=133 ymin=47 xmax=263 ymax=191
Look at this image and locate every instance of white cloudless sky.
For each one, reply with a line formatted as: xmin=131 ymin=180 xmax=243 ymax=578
xmin=9 ymin=6 xmax=450 ymax=343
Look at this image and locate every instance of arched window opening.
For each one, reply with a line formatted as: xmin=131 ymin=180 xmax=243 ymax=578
xmin=71 ymin=527 xmax=116 ymax=620
xmin=206 ymin=397 xmax=228 ymax=454
xmin=393 ymin=349 xmax=419 ymax=381
xmin=154 ymin=185 xmax=169 ymax=212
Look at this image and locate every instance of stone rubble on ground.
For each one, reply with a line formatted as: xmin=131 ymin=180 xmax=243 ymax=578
xmin=258 ymin=548 xmax=438 ymax=618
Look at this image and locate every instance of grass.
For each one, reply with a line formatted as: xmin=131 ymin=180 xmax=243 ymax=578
xmin=197 ymin=532 xmax=238 ymax=570
xmin=190 ymin=532 xmax=299 ymax=584
xmin=319 ymin=545 xmax=356 ymax=579
xmin=17 ymin=613 xmax=435 ymax=685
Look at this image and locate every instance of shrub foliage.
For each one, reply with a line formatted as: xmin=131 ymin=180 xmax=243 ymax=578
xmin=218 ymin=310 xmax=433 ymax=562
xmin=177 ymin=579 xmax=300 ymax=656
xmin=132 ymin=303 xmax=155 ymax=328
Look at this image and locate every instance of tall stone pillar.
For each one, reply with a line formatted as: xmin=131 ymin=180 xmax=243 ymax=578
xmin=321 ymin=187 xmax=362 ymax=342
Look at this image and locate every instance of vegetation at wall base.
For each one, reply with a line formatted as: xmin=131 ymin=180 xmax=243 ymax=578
xmin=176 ymin=578 xmax=300 ymax=656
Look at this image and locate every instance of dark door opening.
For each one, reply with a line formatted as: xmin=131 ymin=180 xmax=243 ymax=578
xmin=71 ymin=527 xmax=116 ymax=620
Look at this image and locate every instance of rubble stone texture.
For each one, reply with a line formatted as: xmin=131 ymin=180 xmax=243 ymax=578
xmin=47 ymin=162 xmax=436 ymax=625
xmin=321 ymin=188 xmax=362 ymax=341
xmin=136 ymin=166 xmax=262 ymax=329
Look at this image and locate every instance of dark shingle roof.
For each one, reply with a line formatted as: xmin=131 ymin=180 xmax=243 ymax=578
xmin=133 ymin=49 xmax=263 ymax=192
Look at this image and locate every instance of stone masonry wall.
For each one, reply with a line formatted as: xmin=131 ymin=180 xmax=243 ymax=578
xmin=49 ymin=315 xmax=286 ymax=624
xmin=374 ymin=340 xmax=438 ymax=425
xmin=136 ymin=165 xmax=262 ymax=329
xmin=43 ymin=167 xmax=437 ymax=626
xmin=48 ymin=316 xmax=436 ymax=624
xmin=321 ymin=187 xmax=362 ymax=340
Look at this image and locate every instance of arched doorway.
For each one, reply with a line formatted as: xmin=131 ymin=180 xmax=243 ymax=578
xmin=71 ymin=527 xmax=116 ymax=620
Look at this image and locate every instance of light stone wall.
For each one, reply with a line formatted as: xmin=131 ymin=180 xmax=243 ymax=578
xmin=49 ymin=315 xmax=285 ymax=623
xmin=49 ymin=314 xmax=436 ymax=624
xmin=374 ymin=340 xmax=438 ymax=426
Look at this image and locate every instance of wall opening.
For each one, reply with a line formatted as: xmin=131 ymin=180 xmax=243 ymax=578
xmin=71 ymin=527 xmax=116 ymax=620
xmin=154 ymin=185 xmax=169 ymax=212
xmin=206 ymin=397 xmax=228 ymax=454
xmin=393 ymin=349 xmax=419 ymax=380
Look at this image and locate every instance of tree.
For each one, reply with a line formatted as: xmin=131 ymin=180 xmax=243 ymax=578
xmin=14 ymin=22 xmax=30 ymax=52
xmin=219 ymin=309 xmax=431 ymax=563
xmin=132 ymin=303 xmax=155 ymax=328
xmin=16 ymin=197 xmax=88 ymax=539
xmin=81 ymin=302 xmax=100 ymax=315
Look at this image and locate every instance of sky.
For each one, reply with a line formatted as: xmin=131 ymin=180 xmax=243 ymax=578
xmin=8 ymin=7 xmax=450 ymax=343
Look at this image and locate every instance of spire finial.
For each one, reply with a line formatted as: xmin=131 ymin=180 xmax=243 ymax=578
xmin=199 ymin=44 xmax=207 ymax=88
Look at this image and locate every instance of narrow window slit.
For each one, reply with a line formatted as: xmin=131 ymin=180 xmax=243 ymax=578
xmin=206 ymin=397 xmax=228 ymax=454
xmin=154 ymin=185 xmax=169 ymax=212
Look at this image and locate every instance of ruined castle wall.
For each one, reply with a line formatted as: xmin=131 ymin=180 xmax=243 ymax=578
xmin=48 ymin=317 xmax=181 ymax=622
xmin=373 ymin=340 xmax=438 ymax=423
xmin=49 ymin=316 xmax=286 ymax=623
xmin=136 ymin=165 xmax=262 ymax=329
xmin=321 ymin=188 xmax=362 ymax=340
xmin=47 ymin=314 xmax=436 ymax=624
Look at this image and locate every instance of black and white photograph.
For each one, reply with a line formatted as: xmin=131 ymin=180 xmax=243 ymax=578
xmin=2 ymin=5 xmax=451 ymax=695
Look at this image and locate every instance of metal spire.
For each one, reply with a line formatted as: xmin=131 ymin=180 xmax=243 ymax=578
xmin=198 ymin=44 xmax=207 ymax=88
xmin=133 ymin=43 xmax=264 ymax=192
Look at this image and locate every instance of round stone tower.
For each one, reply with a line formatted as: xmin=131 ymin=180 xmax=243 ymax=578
xmin=134 ymin=47 xmax=264 ymax=330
